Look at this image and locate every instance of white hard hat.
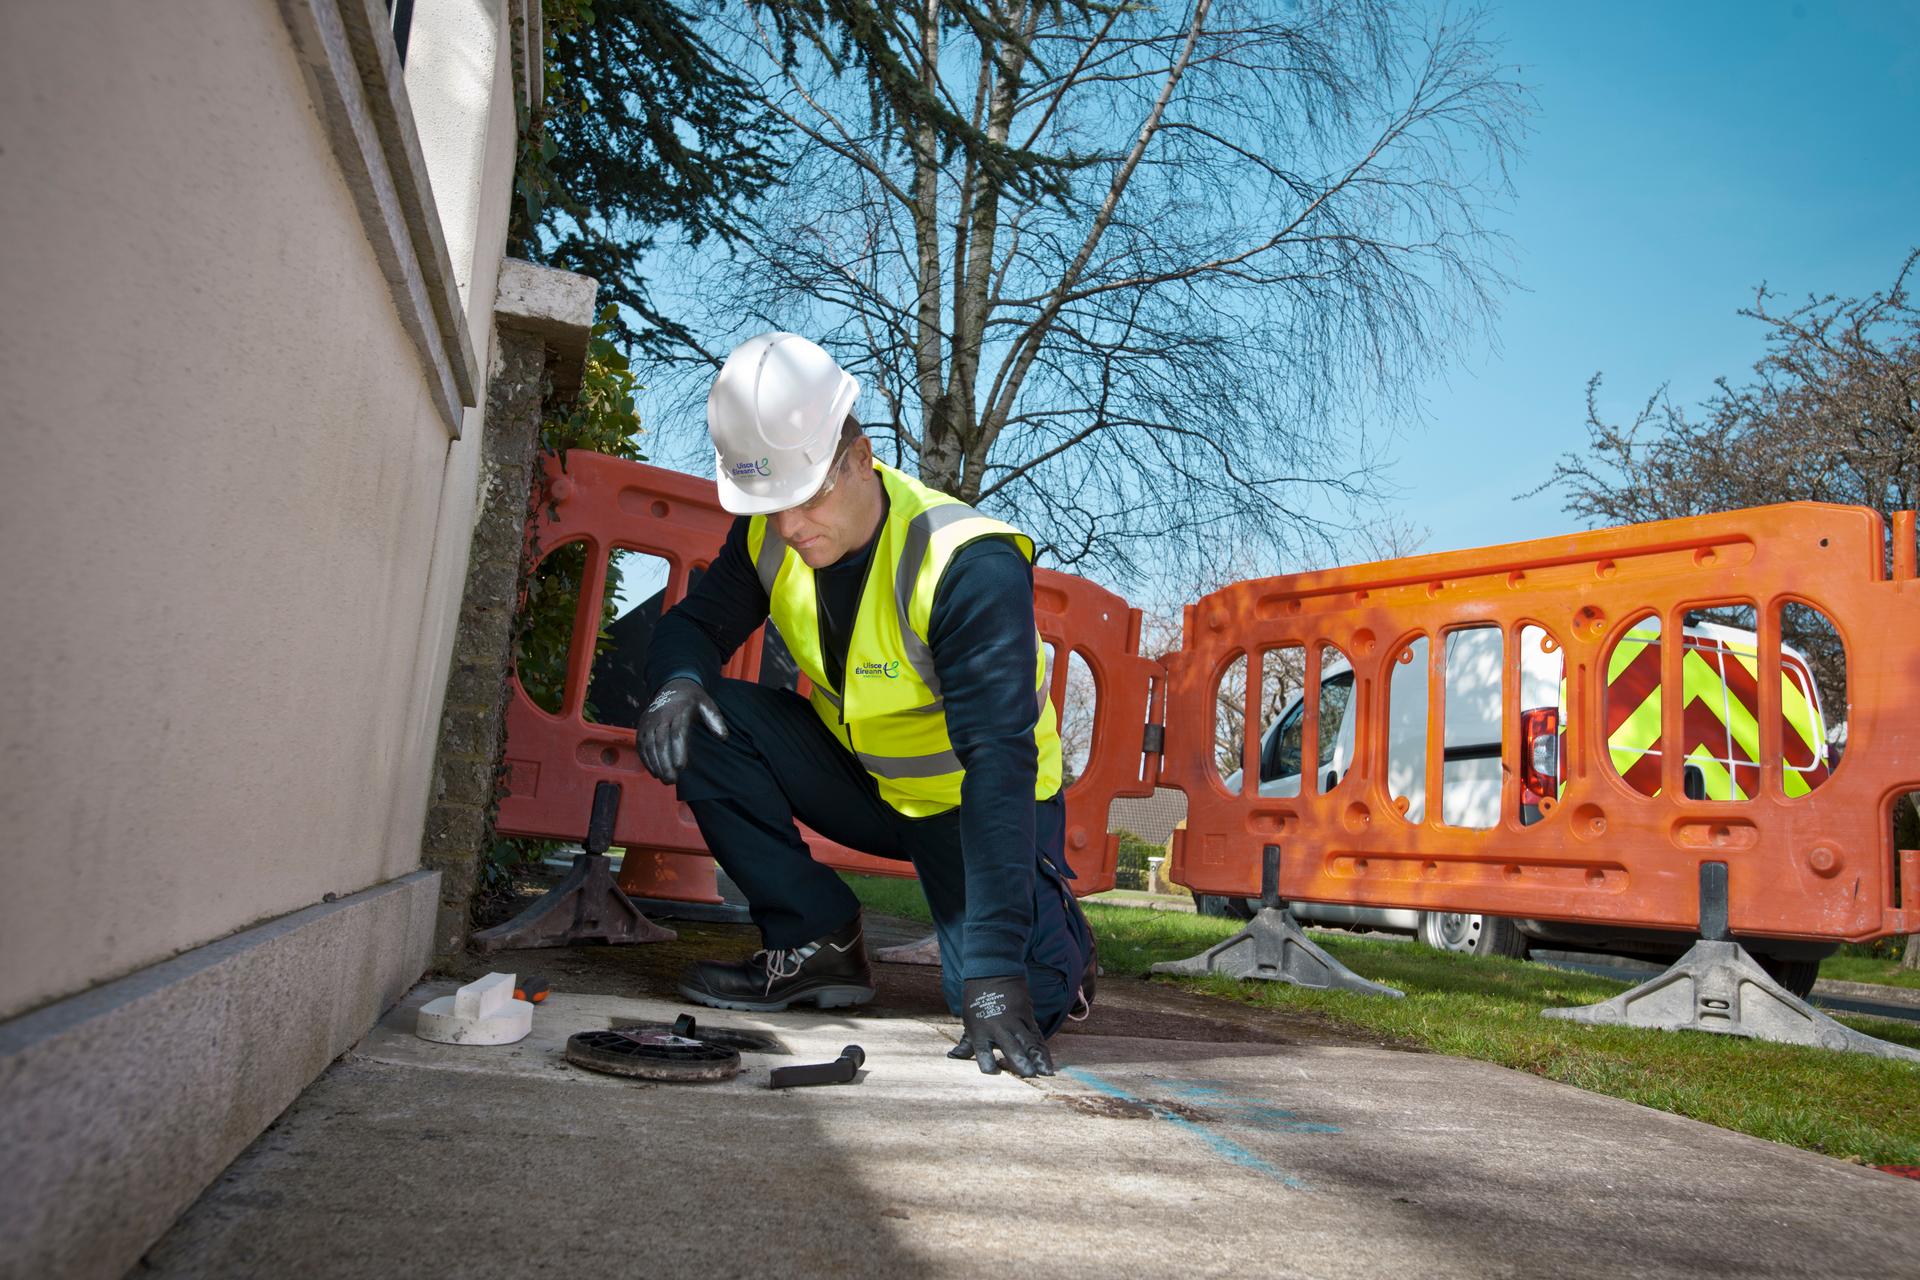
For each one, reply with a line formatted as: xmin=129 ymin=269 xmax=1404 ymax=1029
xmin=707 ymin=332 xmax=861 ymax=514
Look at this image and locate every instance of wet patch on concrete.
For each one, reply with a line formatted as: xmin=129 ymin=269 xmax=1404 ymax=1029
xmin=1061 ymin=1067 xmax=1327 ymax=1190
xmin=1144 ymin=1076 xmax=1343 ymax=1134
xmin=1059 ymin=1094 xmax=1209 ymax=1123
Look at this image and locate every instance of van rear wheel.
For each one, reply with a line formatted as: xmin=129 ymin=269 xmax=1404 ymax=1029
xmin=1754 ymin=953 xmax=1820 ymax=999
xmin=1417 ymin=911 xmax=1528 ymax=959
xmin=1192 ymin=894 xmax=1256 ymax=921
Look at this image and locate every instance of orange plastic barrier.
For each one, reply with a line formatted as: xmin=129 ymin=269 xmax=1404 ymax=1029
xmin=494 ymin=451 xmax=1158 ymax=898
xmin=1161 ymin=502 xmax=1920 ymax=943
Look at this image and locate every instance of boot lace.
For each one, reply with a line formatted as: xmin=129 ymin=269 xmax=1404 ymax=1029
xmin=751 ymin=940 xmax=821 ymax=994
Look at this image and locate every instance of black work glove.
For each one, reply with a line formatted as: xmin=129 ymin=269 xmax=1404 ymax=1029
xmin=637 ymin=678 xmax=727 ymax=783
xmin=955 ymin=975 xmax=1055 ymax=1077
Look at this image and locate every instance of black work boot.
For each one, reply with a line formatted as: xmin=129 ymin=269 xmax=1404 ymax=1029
xmin=678 ymin=913 xmax=875 ymax=1012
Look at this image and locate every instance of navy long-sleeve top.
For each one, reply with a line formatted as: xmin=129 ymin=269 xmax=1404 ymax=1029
xmin=643 ymin=501 xmax=1048 ymax=977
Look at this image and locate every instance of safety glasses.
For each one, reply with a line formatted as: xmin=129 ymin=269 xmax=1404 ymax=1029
xmin=793 ymin=441 xmax=855 ymax=512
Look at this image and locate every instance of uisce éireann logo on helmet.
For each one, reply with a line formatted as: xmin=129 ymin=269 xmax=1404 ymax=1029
xmin=730 ymin=457 xmax=772 ymax=479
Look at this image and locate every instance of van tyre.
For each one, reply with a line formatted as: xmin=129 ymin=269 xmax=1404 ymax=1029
xmin=1417 ymin=911 xmax=1529 ymax=959
xmin=1754 ymin=953 xmax=1820 ymax=999
xmin=1192 ymin=893 xmax=1255 ymax=921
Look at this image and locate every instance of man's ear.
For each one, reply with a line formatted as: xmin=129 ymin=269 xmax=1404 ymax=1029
xmin=850 ymin=434 xmax=875 ymax=468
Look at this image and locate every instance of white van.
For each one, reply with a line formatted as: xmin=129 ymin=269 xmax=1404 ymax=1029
xmin=1201 ymin=621 xmax=1837 ymax=995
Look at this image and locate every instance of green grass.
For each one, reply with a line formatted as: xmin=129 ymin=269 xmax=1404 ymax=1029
xmin=847 ymin=873 xmax=933 ymax=924
xmin=1820 ymin=951 xmax=1920 ymax=991
xmin=843 ymin=874 xmax=1920 ymax=1166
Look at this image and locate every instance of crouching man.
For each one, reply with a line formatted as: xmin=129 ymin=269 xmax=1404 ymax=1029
xmin=637 ymin=332 xmax=1095 ymax=1078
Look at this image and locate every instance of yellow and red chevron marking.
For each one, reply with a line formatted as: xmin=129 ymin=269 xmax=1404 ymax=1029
xmin=1603 ymin=628 xmax=1829 ymax=801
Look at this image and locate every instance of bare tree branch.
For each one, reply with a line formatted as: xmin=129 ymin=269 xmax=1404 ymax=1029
xmin=657 ymin=0 xmax=1526 ymax=597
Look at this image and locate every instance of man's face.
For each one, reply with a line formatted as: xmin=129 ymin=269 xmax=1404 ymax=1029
xmin=770 ymin=436 xmax=882 ymax=568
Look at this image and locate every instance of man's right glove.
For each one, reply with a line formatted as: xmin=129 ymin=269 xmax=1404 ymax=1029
xmin=637 ymin=678 xmax=728 ymax=784
xmin=957 ymin=975 xmax=1055 ymax=1078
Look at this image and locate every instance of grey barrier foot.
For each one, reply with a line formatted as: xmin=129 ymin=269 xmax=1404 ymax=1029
xmin=471 ymin=780 xmax=676 ymax=953
xmin=1542 ymin=938 xmax=1920 ymax=1063
xmin=1150 ymin=906 xmax=1405 ymax=998
xmin=471 ymin=852 xmax=678 ymax=952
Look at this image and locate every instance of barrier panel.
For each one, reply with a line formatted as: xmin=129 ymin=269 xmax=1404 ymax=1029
xmin=1161 ymin=502 xmax=1920 ymax=944
xmin=495 ymin=451 xmax=1159 ymax=899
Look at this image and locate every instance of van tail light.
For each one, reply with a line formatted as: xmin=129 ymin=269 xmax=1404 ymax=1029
xmin=1520 ymin=707 xmax=1559 ymax=803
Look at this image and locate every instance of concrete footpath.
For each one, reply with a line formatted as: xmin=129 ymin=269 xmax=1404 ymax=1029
xmin=136 ymin=930 xmax=1917 ymax=1279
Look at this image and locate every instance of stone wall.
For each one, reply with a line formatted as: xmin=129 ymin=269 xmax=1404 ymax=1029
xmin=421 ymin=261 xmax=599 ymax=959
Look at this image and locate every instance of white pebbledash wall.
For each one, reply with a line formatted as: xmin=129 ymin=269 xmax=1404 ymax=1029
xmin=0 ymin=1 xmax=542 ymax=1273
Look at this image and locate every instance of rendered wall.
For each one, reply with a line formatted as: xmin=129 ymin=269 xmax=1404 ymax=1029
xmin=0 ymin=0 xmax=518 ymax=1020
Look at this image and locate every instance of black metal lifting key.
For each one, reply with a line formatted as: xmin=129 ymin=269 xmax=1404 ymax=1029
xmin=768 ymin=1046 xmax=866 ymax=1089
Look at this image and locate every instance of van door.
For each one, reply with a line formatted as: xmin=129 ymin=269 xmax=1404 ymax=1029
xmin=1441 ymin=628 xmax=1504 ymax=828
xmin=1255 ymin=695 xmax=1306 ymax=798
xmin=1322 ymin=669 xmax=1357 ymax=791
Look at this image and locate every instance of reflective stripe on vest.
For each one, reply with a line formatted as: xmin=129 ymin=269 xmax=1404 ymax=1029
xmin=747 ymin=461 xmax=1062 ymax=816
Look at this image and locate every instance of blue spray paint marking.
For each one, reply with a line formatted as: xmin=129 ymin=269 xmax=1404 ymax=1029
xmin=1060 ymin=1068 xmax=1311 ymax=1190
xmin=1148 ymin=1077 xmax=1343 ymax=1134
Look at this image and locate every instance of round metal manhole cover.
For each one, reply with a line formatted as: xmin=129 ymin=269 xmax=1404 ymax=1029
xmin=565 ymin=1029 xmax=742 ymax=1082
xmin=609 ymin=1020 xmax=789 ymax=1056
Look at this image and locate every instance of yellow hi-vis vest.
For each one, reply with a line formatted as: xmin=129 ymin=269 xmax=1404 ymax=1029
xmin=746 ymin=462 xmax=1063 ymax=817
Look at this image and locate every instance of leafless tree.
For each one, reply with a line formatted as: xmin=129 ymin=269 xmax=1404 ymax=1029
xmin=1536 ymin=251 xmax=1919 ymax=532
xmin=661 ymin=0 xmax=1525 ymax=594
xmin=1126 ymin=508 xmax=1428 ymax=775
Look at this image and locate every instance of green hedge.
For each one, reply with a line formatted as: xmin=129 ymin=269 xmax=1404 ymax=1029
xmin=1113 ymin=829 xmax=1163 ymax=891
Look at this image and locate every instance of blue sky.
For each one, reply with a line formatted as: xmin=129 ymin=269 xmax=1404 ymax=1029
xmin=1395 ymin=0 xmax=1920 ymax=557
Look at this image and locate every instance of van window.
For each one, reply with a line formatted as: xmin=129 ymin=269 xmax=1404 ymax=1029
xmin=1261 ymin=669 xmax=1355 ymax=785
xmin=1261 ymin=698 xmax=1305 ymax=784
xmin=1315 ymin=671 xmax=1354 ymax=773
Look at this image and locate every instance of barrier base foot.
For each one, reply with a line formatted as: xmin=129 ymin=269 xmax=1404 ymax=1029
xmin=1150 ymin=907 xmax=1403 ymax=997
xmin=471 ymin=853 xmax=677 ymax=953
xmin=874 ymin=932 xmax=942 ymax=966
xmin=1542 ymin=939 xmax=1920 ymax=1062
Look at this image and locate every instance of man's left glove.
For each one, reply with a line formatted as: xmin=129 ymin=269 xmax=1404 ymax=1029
xmin=954 ymin=975 xmax=1055 ymax=1077
xmin=637 ymin=677 xmax=727 ymax=784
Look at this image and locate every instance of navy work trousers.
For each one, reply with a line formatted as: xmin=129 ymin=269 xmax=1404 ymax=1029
xmin=675 ymin=678 xmax=1087 ymax=1032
